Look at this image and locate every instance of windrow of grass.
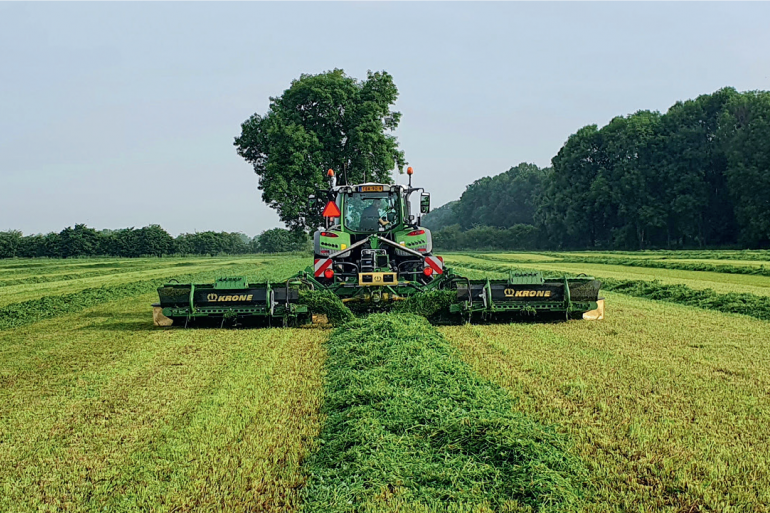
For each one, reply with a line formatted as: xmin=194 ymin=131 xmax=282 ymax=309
xmin=601 ymin=278 xmax=770 ymax=321
xmin=0 ymin=258 xmax=258 ymax=287
xmin=448 ymin=254 xmax=770 ymax=295
xmin=0 ymin=257 xmax=276 ymax=307
xmin=546 ymin=249 xmax=770 ymax=261
xmin=0 ymin=267 xmax=249 ymax=330
xmin=0 ymin=257 xmax=308 ymax=330
xmin=540 ymin=255 xmax=770 ymax=277
xmin=302 ymin=313 xmax=585 ymax=512
xmin=0 ymin=256 xmax=194 ymax=277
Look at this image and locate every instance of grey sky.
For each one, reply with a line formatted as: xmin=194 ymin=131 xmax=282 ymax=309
xmin=2 ymin=2 xmax=768 ymax=237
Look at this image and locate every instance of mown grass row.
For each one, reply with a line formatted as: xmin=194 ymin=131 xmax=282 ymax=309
xmin=544 ymin=255 xmax=770 ymax=277
xmin=0 ymin=259 xmax=247 ymax=287
xmin=0 ymin=264 xmax=268 ymax=330
xmin=601 ymin=278 xmax=770 ymax=320
xmin=0 ymin=258 xmax=280 ymax=308
xmin=0 ymin=270 xmax=130 ymax=287
xmin=551 ymin=249 xmax=770 ymax=261
xmin=447 ymin=259 xmax=770 ymax=322
xmin=302 ymin=313 xmax=585 ymax=512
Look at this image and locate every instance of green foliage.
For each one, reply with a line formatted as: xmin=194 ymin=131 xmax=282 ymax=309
xmin=433 ymin=87 xmax=770 ymax=250
xmin=720 ymin=90 xmax=770 ymax=247
xmin=175 ymin=230 xmax=250 ymax=255
xmin=59 ymin=223 xmax=101 ymax=258
xmin=235 ymin=69 xmax=406 ymax=231
xmin=0 ymin=230 xmax=22 ymax=259
xmin=303 ymin=314 xmax=585 ymax=511
xmin=0 ymin=224 xmax=313 ymax=259
xmin=537 ymin=110 xmax=668 ymax=250
xmin=455 ymin=163 xmax=548 ymax=230
xmin=434 ymin=224 xmax=540 ymax=251
xmin=255 ymin=228 xmax=309 ymax=253
xmin=420 ymin=200 xmax=459 ymax=231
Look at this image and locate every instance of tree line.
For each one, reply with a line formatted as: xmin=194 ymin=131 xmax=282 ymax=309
xmin=0 ymin=224 xmax=309 ymax=259
xmin=425 ymin=87 xmax=770 ymax=250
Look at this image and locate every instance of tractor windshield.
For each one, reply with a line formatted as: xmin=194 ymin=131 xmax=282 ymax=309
xmin=344 ymin=193 xmax=398 ymax=232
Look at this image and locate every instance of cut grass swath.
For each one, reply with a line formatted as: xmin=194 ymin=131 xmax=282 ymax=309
xmin=542 ymin=255 xmax=770 ymax=277
xmin=302 ymin=313 xmax=585 ymax=512
xmin=601 ymin=278 xmax=770 ymax=321
xmin=441 ymin=294 xmax=770 ymax=510
xmin=0 ymin=265 xmax=262 ymax=330
xmin=298 ymin=290 xmax=355 ymax=326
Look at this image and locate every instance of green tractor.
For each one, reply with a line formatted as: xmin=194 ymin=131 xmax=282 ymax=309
xmin=153 ymin=168 xmax=603 ymax=327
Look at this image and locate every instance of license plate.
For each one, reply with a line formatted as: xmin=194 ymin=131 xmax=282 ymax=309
xmin=360 ymin=185 xmax=383 ymax=192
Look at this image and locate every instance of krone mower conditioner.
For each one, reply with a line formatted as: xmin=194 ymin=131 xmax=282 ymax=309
xmin=152 ymin=168 xmax=604 ymax=326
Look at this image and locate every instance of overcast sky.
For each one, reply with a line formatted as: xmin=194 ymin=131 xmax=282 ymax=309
xmin=2 ymin=2 xmax=769 ymax=237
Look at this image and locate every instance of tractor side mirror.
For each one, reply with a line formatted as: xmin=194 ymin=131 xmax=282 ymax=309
xmin=420 ymin=193 xmax=431 ymax=214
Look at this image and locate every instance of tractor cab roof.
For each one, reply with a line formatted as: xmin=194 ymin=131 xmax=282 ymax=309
xmin=333 ymin=183 xmax=402 ymax=194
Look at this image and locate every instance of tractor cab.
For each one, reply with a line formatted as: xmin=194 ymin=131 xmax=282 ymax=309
xmin=339 ymin=184 xmax=405 ymax=234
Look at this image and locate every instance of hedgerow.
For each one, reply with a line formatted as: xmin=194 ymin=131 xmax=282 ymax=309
xmin=303 ymin=313 xmax=585 ymax=512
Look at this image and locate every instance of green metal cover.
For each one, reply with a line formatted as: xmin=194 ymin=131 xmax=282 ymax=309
xmin=214 ymin=277 xmax=249 ymax=289
xmin=507 ymin=271 xmax=545 ymax=285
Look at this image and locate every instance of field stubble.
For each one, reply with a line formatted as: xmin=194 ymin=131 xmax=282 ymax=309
xmin=442 ymin=294 xmax=770 ymax=511
xmin=0 ymin=256 xmax=326 ymax=512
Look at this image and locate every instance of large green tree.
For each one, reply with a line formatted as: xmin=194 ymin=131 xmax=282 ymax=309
xmin=454 ymin=163 xmax=548 ymax=230
xmin=254 ymin=228 xmax=308 ymax=253
xmin=720 ymin=90 xmax=770 ymax=246
xmin=536 ymin=125 xmax=606 ymax=248
xmin=234 ymin=69 xmax=406 ymax=231
xmin=655 ymin=88 xmax=738 ymax=247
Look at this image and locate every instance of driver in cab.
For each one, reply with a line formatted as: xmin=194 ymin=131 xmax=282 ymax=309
xmin=360 ymin=198 xmax=393 ymax=231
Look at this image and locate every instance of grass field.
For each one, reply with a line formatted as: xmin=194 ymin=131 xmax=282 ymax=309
xmin=448 ymin=253 xmax=770 ymax=296
xmin=1 ymin=251 xmax=769 ymax=511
